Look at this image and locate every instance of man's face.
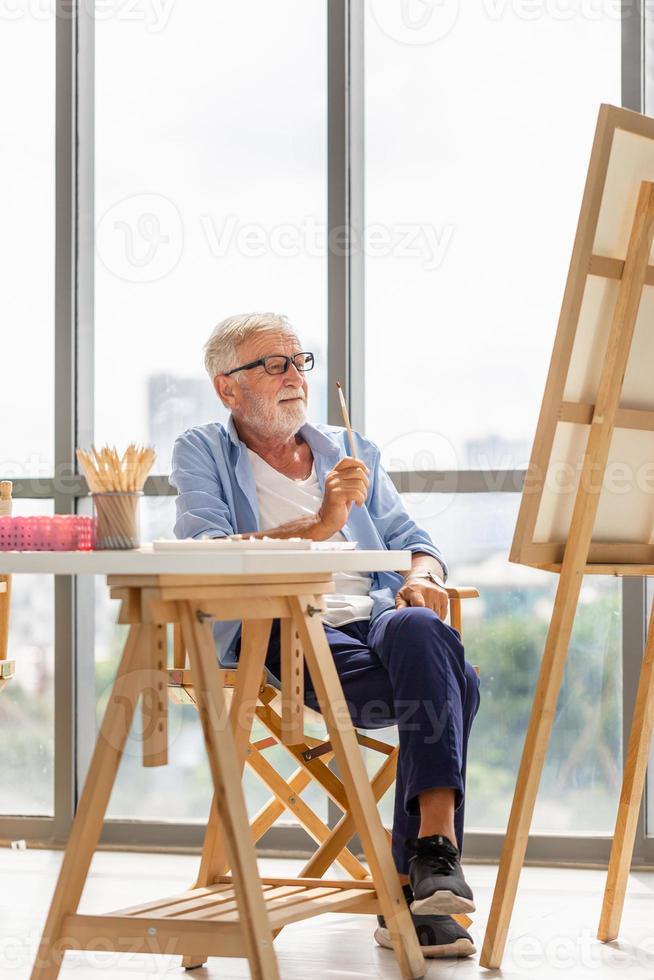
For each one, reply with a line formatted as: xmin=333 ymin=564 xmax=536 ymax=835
xmin=217 ymin=329 xmax=309 ymax=438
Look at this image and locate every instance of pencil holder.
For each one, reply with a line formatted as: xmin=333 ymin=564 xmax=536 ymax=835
xmin=92 ymin=491 xmax=142 ymax=550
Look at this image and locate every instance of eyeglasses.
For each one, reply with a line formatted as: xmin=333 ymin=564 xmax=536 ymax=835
xmin=223 ymin=351 xmax=315 ymax=377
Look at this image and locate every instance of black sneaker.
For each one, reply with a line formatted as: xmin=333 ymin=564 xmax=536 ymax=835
xmin=407 ymin=834 xmax=476 ymax=915
xmin=374 ymin=884 xmax=476 ymax=959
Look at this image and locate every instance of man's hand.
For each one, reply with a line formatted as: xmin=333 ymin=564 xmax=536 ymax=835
xmin=317 ymin=456 xmax=369 ymax=536
xmin=395 ymin=576 xmax=449 ymax=620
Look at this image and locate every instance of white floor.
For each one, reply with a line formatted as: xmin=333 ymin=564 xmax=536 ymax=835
xmin=3 ymin=847 xmax=654 ymax=978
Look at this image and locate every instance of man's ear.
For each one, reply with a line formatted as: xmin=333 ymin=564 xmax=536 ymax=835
xmin=213 ymin=374 xmax=235 ymax=409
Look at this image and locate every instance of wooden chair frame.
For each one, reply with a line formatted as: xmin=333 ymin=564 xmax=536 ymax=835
xmin=0 ymin=574 xmax=12 ymax=694
xmin=167 ymin=585 xmax=480 ymax=940
xmin=0 ymin=482 xmax=13 ymax=693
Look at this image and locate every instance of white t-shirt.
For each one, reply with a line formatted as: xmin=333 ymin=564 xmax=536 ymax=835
xmin=246 ymin=448 xmax=374 ymax=628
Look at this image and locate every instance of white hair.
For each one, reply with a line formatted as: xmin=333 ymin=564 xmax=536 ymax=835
xmin=203 ymin=312 xmax=298 ymax=380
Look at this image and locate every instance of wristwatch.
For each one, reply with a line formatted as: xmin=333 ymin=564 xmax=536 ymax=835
xmin=404 ymin=570 xmax=446 ymax=587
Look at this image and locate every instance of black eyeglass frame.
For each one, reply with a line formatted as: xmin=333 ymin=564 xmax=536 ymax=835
xmin=223 ymin=351 xmax=315 ymax=377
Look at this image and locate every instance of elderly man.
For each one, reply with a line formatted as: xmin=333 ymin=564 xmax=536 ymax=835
xmin=170 ymin=312 xmax=481 ymax=959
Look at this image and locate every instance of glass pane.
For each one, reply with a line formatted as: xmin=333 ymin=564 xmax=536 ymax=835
xmin=364 ymin=8 xmax=621 ymax=469
xmin=372 ymin=493 xmax=622 ymax=835
xmin=0 ymin=13 xmax=55 ymax=477
xmin=0 ymin=501 xmax=54 ymax=815
xmin=94 ymin=496 xmax=327 ymax=824
xmin=95 ymin=0 xmax=328 ymax=475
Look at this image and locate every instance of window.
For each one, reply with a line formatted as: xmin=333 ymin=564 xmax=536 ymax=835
xmin=364 ymin=5 xmax=621 ymax=470
xmin=370 ymin=493 xmax=622 ymax=835
xmin=0 ymin=502 xmax=55 ymax=816
xmin=417 ymin=493 xmax=622 ymax=835
xmin=0 ymin=7 xmax=55 ymax=817
xmin=94 ymin=497 xmax=329 ymax=824
xmin=94 ymin=0 xmax=328 ymax=474
xmin=0 ymin=13 xmax=54 ymax=477
xmin=1 ymin=1 xmax=642 ymax=864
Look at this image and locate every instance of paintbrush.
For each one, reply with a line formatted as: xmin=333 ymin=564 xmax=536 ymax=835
xmin=335 ymin=381 xmax=358 ymax=457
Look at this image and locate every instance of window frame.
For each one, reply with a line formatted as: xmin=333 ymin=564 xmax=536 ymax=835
xmin=1 ymin=0 xmax=648 ymax=867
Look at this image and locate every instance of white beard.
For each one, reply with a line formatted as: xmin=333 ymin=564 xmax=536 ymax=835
xmin=242 ymin=389 xmax=307 ymax=440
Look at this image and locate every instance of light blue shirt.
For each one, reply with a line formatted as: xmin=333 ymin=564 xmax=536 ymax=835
xmin=169 ymin=414 xmax=448 ymax=664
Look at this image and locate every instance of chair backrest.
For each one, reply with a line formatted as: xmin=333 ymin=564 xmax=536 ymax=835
xmin=0 ymin=481 xmax=12 ymax=663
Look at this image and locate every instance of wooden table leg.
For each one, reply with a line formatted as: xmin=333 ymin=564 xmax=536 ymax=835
xmin=181 ymin=617 xmax=272 ymax=970
xmin=142 ymin=623 xmax=168 ymax=768
xmin=31 ymin=624 xmax=147 ymax=979
xmin=180 ymin=605 xmax=279 ymax=979
xmin=598 ymin=599 xmax=654 ymax=941
xmin=280 ymin=617 xmax=305 ymax=745
xmin=289 ymin=595 xmax=426 ymax=980
xmin=194 ymin=618 xmax=273 ymax=876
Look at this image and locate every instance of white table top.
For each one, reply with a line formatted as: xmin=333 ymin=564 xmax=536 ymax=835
xmin=0 ymin=544 xmax=412 ymax=577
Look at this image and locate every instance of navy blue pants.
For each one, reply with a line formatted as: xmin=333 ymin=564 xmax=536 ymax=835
xmin=237 ymin=606 xmax=481 ymax=875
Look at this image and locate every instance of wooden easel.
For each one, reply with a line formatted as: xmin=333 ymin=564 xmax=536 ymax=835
xmin=481 ymin=178 xmax=654 ymax=967
xmin=30 ymin=570 xmax=426 ymax=979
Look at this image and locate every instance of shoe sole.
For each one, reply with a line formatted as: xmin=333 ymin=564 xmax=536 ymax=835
xmin=374 ymin=926 xmax=476 ymax=959
xmin=410 ymin=891 xmax=476 ymax=916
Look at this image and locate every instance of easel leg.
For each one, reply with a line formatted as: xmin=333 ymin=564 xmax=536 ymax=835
xmin=598 ymin=598 xmax=654 ymax=941
xmin=289 ymin=595 xmax=425 ymax=980
xmin=180 ymin=605 xmax=279 ymax=980
xmin=31 ymin=625 xmax=147 ymax=979
xmin=479 ymin=571 xmax=584 ymax=967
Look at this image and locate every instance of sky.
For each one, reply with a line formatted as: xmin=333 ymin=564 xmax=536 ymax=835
xmin=1 ymin=0 xmax=622 ymax=480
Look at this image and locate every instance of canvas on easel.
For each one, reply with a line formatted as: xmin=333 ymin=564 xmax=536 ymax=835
xmin=481 ymin=103 xmax=654 ymax=968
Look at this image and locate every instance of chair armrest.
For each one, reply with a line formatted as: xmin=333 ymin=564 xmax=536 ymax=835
xmin=445 ymin=586 xmax=479 ymax=600
xmin=444 ymin=585 xmax=480 ymax=638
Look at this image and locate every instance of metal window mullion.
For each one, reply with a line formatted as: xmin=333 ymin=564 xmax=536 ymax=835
xmin=74 ymin=0 xmax=97 ymax=797
xmin=624 ymin=0 xmax=644 ymax=113
xmin=622 ymin=0 xmax=648 ymax=865
xmin=346 ymin=0 xmax=365 ymax=433
xmin=327 ymin=0 xmax=365 ymax=431
xmin=327 ymin=0 xmax=347 ymax=427
xmin=621 ymin=577 xmax=647 ymax=864
xmin=52 ymin=0 xmax=77 ymax=842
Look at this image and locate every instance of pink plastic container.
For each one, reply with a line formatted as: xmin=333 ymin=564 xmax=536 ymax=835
xmin=0 ymin=515 xmax=96 ymax=551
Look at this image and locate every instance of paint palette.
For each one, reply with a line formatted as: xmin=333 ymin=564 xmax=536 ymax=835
xmin=152 ymin=537 xmax=357 ymax=551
